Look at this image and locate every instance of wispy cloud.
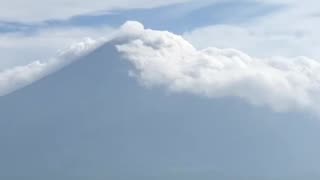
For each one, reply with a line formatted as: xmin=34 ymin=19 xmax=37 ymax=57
xmin=0 ymin=38 xmax=101 ymax=96
xmin=183 ymin=0 xmax=320 ymax=59
xmin=0 ymin=0 xmax=191 ymax=22
xmin=0 ymin=25 xmax=115 ymax=70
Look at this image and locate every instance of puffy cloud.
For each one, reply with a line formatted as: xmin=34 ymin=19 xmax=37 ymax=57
xmin=116 ymin=21 xmax=320 ymax=112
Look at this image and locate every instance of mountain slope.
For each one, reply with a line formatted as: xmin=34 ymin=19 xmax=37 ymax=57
xmin=1 ymin=40 xmax=320 ymax=180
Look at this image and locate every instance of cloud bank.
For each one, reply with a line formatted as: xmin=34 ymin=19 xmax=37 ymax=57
xmin=2 ymin=21 xmax=320 ymax=113
xmin=116 ymin=21 xmax=320 ymax=112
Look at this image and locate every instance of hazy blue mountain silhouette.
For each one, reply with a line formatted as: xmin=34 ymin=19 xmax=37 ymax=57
xmin=1 ymin=40 xmax=320 ymax=180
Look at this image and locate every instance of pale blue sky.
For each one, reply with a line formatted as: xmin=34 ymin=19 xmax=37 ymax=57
xmin=0 ymin=1 xmax=281 ymax=34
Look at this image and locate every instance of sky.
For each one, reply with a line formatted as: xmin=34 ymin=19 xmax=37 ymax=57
xmin=2 ymin=0 xmax=320 ymax=179
xmin=2 ymin=0 xmax=318 ymax=69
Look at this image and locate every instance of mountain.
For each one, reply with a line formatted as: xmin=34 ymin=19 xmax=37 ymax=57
xmin=1 ymin=39 xmax=320 ymax=180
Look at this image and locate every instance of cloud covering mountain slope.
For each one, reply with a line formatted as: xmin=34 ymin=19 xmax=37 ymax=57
xmin=2 ymin=21 xmax=320 ymax=113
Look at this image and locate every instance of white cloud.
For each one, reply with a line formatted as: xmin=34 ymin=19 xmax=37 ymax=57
xmin=0 ymin=38 xmax=101 ymax=96
xmin=0 ymin=26 xmax=115 ymax=70
xmin=116 ymin=21 xmax=320 ymax=112
xmin=0 ymin=0 xmax=191 ymax=22
xmin=0 ymin=25 xmax=115 ymax=96
xmin=2 ymin=21 xmax=320 ymax=114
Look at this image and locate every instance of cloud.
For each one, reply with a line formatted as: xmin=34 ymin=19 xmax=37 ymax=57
xmin=116 ymin=21 xmax=320 ymax=112
xmin=2 ymin=21 xmax=320 ymax=114
xmin=0 ymin=0 xmax=191 ymax=22
xmin=0 ymin=38 xmax=101 ymax=96
xmin=0 ymin=25 xmax=115 ymax=70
